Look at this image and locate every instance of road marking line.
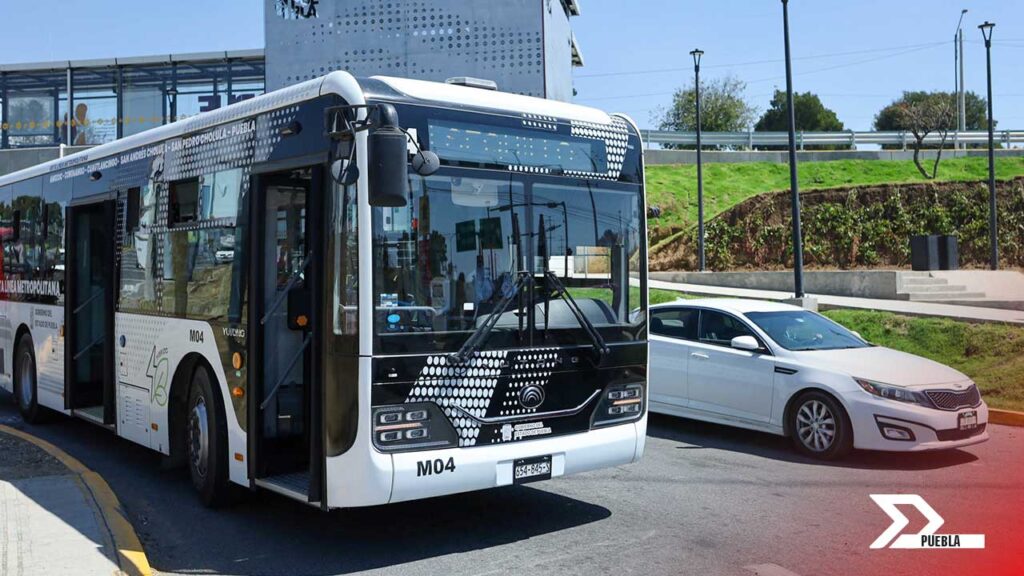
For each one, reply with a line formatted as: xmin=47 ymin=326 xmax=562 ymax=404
xmin=0 ymin=424 xmax=152 ymax=576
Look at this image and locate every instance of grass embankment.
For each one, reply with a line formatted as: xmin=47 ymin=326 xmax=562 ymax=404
xmin=568 ymin=286 xmax=695 ymax=307
xmin=646 ymin=156 xmax=1024 ymax=249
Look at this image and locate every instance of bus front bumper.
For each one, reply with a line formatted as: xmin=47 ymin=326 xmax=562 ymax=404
xmin=388 ymin=417 xmax=644 ymax=504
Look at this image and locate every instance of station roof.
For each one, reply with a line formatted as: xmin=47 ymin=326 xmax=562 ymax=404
xmin=0 ymin=49 xmax=264 ymax=72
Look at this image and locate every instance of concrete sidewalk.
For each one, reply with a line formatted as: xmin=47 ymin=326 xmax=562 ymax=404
xmin=648 ymin=278 xmax=1024 ymax=324
xmin=0 ymin=425 xmax=150 ymax=576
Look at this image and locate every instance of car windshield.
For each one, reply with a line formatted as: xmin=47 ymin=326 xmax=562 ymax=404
xmin=745 ymin=310 xmax=868 ymax=351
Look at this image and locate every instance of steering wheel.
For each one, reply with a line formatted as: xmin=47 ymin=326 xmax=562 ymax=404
xmin=785 ymin=328 xmax=824 ymax=346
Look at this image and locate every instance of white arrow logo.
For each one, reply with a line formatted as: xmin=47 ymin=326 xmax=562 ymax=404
xmin=870 ymin=494 xmax=984 ymax=549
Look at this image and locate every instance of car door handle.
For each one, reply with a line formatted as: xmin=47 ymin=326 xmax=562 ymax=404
xmin=690 ymin=352 xmax=709 ymax=360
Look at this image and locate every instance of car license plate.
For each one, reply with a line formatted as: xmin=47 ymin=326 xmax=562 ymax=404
xmin=958 ymin=410 xmax=978 ymax=431
xmin=513 ymin=455 xmax=552 ymax=484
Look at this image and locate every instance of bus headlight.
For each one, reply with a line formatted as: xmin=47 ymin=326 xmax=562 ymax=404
xmin=372 ymin=402 xmax=459 ymax=452
xmin=592 ymin=383 xmax=645 ymax=427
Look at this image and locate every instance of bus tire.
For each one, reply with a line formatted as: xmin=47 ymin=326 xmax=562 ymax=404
xmin=186 ymin=365 xmax=231 ymax=507
xmin=14 ymin=336 xmax=44 ymax=424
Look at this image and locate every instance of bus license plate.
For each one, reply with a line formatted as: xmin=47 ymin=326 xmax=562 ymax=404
xmin=513 ymin=456 xmax=552 ymax=484
xmin=958 ymin=410 xmax=978 ymax=431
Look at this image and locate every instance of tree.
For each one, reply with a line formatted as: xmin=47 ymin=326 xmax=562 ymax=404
xmin=754 ymin=89 xmax=845 ymax=149
xmin=874 ymin=90 xmax=989 ymax=133
xmin=873 ymin=92 xmax=958 ymax=179
xmin=654 ymin=75 xmax=756 ymax=149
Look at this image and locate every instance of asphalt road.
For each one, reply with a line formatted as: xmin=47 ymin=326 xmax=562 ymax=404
xmin=1 ymin=395 xmax=1021 ymax=576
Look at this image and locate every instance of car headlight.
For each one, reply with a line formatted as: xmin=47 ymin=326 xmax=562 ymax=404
xmin=855 ymin=378 xmax=932 ymax=407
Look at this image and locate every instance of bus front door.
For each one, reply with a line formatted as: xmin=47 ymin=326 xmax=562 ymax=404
xmin=248 ymin=166 xmax=325 ymax=505
xmin=65 ymin=200 xmax=117 ymax=426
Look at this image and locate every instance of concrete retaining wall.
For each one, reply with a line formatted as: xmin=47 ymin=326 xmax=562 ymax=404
xmin=649 ymin=270 xmax=903 ymax=299
xmin=644 ymin=148 xmax=1024 ymax=165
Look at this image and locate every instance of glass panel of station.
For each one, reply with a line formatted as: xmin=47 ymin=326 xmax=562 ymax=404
xmin=0 ymin=57 xmax=265 ymax=149
xmin=1 ymin=68 xmax=67 ymax=148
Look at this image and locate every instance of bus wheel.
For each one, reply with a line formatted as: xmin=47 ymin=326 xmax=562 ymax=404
xmin=14 ymin=337 xmax=44 ymax=424
xmin=186 ymin=365 xmax=231 ymax=507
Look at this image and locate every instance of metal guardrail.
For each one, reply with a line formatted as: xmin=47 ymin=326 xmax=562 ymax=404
xmin=640 ymin=129 xmax=1024 ymax=150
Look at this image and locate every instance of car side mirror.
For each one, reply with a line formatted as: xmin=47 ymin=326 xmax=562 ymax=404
xmin=851 ymin=330 xmax=863 ymax=341
xmin=731 ymin=335 xmax=761 ymax=352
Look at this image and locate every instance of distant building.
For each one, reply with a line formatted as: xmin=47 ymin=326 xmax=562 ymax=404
xmin=265 ymin=0 xmax=583 ymax=99
xmin=0 ymin=1 xmax=583 ymax=154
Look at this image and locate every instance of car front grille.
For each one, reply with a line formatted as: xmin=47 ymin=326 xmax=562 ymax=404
xmin=925 ymin=385 xmax=981 ymax=411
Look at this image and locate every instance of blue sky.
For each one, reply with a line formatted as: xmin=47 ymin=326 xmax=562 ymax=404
xmin=2 ymin=0 xmax=1022 ymax=130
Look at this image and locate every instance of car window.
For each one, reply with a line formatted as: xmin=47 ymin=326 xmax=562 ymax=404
xmin=698 ymin=310 xmax=756 ymax=347
xmin=650 ymin=308 xmax=698 ymax=341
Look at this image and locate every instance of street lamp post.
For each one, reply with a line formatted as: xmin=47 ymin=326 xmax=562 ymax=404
xmin=690 ymin=48 xmax=706 ymax=272
xmin=781 ymin=0 xmax=805 ymax=298
xmin=980 ymin=21 xmax=998 ymax=270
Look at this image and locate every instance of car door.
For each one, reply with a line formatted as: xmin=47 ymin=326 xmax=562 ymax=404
xmin=648 ymin=307 xmax=699 ymax=409
xmin=686 ymin=309 xmax=776 ymax=423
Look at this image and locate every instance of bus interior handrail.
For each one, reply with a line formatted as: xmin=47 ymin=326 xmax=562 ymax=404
xmin=259 ymin=331 xmax=312 ymax=411
xmin=72 ymin=288 xmax=105 ymax=316
xmin=260 ymin=250 xmax=313 ymax=326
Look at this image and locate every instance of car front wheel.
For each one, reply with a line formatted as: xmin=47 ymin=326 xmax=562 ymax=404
xmin=790 ymin=391 xmax=853 ymax=460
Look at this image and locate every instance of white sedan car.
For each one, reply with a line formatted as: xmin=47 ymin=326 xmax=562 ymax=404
xmin=648 ymin=298 xmax=989 ymax=459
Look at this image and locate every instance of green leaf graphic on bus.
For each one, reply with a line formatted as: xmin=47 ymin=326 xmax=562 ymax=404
xmin=147 ymin=346 xmax=170 ymax=407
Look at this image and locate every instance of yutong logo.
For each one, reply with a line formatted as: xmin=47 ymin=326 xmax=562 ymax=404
xmin=275 ymin=0 xmax=318 ymax=19
xmin=870 ymin=494 xmax=984 ymax=549
xmin=518 ymin=385 xmax=545 ymax=409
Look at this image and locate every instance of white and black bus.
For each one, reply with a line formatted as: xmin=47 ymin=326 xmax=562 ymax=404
xmin=0 ymin=72 xmax=649 ymax=508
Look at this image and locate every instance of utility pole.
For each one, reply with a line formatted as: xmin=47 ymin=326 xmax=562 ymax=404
xmin=980 ymin=21 xmax=998 ymax=270
xmin=781 ymin=0 xmax=805 ymax=299
xmin=956 ymin=9 xmax=968 ymax=149
xmin=690 ymin=48 xmax=705 ymax=272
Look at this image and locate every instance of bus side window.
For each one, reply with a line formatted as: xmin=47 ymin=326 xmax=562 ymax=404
xmin=161 ymin=171 xmax=241 ymax=320
xmin=332 ymin=181 xmax=358 ymax=342
xmin=169 ymin=178 xmax=200 ymax=226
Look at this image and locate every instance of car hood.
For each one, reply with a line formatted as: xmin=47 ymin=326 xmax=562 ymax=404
xmin=792 ymin=346 xmax=969 ymax=387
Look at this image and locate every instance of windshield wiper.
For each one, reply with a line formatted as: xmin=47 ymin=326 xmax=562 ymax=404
xmin=543 ymin=270 xmax=610 ymax=358
xmin=535 ymin=212 xmax=608 ymax=359
xmin=450 ymin=271 xmax=530 ymax=364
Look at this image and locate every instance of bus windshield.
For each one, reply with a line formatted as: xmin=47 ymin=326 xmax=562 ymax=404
xmin=372 ymin=168 xmax=645 ymax=355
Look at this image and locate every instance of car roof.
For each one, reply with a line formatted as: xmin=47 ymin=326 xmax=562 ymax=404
xmin=651 ymin=297 xmax=802 ymax=315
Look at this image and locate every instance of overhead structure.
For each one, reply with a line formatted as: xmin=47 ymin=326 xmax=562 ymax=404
xmin=265 ymin=0 xmax=584 ymax=101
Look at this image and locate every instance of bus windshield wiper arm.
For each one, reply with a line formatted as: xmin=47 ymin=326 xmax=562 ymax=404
xmin=544 ymin=271 xmax=610 ymax=358
xmin=450 ymin=271 xmax=530 ymax=364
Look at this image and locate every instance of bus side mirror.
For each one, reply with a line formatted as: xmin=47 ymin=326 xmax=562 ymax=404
xmin=368 ymin=104 xmax=409 ymax=207
xmin=330 ymin=158 xmax=359 ymax=186
xmin=412 ymin=150 xmax=440 ymax=176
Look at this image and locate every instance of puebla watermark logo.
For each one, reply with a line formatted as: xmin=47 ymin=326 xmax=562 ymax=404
xmin=870 ymin=494 xmax=984 ymax=549
xmin=275 ymin=0 xmax=318 ymax=19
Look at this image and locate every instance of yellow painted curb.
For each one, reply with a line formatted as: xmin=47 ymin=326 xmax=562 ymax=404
xmin=989 ymin=408 xmax=1024 ymax=427
xmin=0 ymin=424 xmax=153 ymax=576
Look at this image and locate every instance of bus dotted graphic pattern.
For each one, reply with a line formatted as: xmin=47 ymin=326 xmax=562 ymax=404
xmin=403 ymin=348 xmax=559 ymax=447
xmin=566 ymin=117 xmax=630 ymax=181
